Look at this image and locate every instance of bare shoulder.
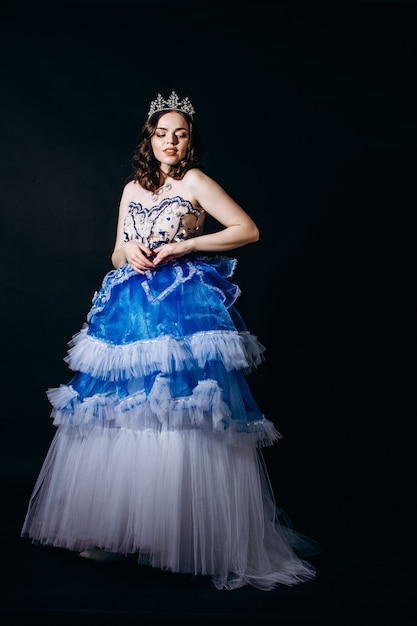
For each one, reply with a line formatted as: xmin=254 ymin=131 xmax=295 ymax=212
xmin=181 ymin=169 xmax=223 ymax=211
xmin=183 ymin=168 xmax=212 ymax=187
xmin=122 ymin=180 xmax=141 ymax=200
xmin=182 ymin=168 xmax=220 ymax=196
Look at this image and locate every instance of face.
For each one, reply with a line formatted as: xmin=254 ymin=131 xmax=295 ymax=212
xmin=151 ymin=111 xmax=190 ymax=170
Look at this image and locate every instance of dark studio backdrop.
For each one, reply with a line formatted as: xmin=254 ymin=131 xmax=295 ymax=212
xmin=0 ymin=0 xmax=415 ymax=563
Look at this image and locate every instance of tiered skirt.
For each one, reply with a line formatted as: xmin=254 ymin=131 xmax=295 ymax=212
xmin=21 ymin=255 xmax=318 ymax=590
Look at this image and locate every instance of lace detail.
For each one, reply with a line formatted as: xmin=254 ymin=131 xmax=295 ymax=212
xmin=123 ymin=196 xmax=205 ymax=250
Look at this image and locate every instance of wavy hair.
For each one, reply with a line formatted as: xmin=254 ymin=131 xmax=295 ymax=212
xmin=131 ymin=111 xmax=204 ymax=192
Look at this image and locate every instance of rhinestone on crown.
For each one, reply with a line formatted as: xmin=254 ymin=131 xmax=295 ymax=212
xmin=148 ymin=91 xmax=196 ymax=119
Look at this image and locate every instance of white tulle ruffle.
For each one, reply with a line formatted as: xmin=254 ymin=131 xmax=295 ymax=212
xmin=64 ymin=325 xmax=265 ymax=382
xmin=47 ymin=376 xmax=281 ymax=447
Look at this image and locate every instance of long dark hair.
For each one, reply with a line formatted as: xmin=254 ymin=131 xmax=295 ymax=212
xmin=131 ymin=110 xmax=204 ymax=192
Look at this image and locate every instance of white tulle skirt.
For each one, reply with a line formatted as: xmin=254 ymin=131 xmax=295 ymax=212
xmin=22 ymin=424 xmax=317 ymax=590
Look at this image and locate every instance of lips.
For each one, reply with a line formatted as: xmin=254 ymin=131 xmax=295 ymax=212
xmin=163 ymin=149 xmax=177 ymax=156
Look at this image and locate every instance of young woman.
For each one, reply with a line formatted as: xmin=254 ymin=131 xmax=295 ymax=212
xmin=21 ymin=91 xmax=318 ymax=591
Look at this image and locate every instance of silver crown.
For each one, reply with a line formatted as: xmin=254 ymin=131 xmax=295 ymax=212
xmin=148 ymin=91 xmax=196 ymax=119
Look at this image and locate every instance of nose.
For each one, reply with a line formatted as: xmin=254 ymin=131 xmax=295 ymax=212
xmin=167 ymin=133 xmax=179 ymax=145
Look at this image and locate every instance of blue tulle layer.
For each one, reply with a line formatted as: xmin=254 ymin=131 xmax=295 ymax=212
xmin=47 ymin=255 xmax=279 ymax=445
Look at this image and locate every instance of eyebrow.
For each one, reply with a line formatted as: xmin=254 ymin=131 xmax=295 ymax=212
xmin=156 ymin=126 xmax=188 ymax=131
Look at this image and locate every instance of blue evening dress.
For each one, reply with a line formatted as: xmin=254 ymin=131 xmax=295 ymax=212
xmin=21 ymin=195 xmax=318 ymax=590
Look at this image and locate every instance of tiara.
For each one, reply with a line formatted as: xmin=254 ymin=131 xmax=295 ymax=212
xmin=148 ymin=91 xmax=196 ymax=119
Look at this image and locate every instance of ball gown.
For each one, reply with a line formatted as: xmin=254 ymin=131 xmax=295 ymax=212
xmin=21 ymin=195 xmax=318 ymax=590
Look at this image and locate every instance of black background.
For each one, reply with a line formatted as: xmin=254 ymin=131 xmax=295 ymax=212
xmin=0 ymin=0 xmax=416 ymax=617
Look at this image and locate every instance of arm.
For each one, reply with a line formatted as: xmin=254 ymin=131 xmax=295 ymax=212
xmin=111 ymin=182 xmax=156 ymax=273
xmin=153 ymin=169 xmax=259 ymax=266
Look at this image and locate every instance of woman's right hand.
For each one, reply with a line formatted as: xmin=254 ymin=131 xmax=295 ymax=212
xmin=123 ymin=241 xmax=156 ymax=274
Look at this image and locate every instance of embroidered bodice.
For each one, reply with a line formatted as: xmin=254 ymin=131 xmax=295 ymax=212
xmin=123 ymin=196 xmax=205 ymax=250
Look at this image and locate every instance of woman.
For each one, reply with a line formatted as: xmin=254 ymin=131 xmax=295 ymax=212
xmin=21 ymin=91 xmax=318 ymax=591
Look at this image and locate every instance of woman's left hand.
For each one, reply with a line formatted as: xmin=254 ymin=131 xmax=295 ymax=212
xmin=152 ymin=241 xmax=193 ymax=266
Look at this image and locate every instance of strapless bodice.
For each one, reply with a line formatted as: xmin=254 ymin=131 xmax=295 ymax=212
xmin=123 ymin=196 xmax=205 ymax=250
